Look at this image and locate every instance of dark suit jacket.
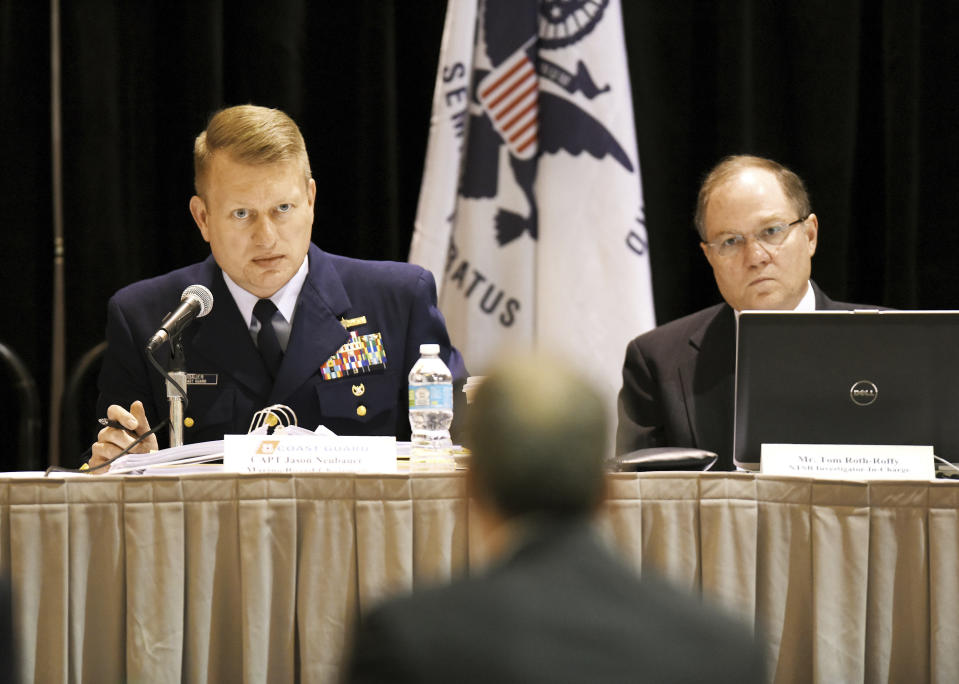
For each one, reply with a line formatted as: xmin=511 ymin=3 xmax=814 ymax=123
xmin=344 ymin=520 xmax=765 ymax=684
xmin=97 ymin=243 xmax=466 ymax=446
xmin=616 ymin=282 xmax=865 ymax=469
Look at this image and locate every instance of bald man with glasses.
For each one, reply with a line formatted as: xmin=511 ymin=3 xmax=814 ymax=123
xmin=616 ymin=155 xmax=874 ymax=469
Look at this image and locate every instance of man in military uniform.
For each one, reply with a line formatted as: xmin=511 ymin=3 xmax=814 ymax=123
xmin=89 ymin=105 xmax=464 ymax=466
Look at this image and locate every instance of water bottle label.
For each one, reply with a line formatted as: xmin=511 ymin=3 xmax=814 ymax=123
xmin=409 ymin=383 xmax=453 ymax=411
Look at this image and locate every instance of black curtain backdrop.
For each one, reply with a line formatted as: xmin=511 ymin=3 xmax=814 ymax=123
xmin=1 ymin=1 xmax=957 ymax=468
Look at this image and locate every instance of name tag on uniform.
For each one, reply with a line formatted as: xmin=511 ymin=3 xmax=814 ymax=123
xmin=320 ymin=331 xmax=387 ymax=380
xmin=186 ymin=373 xmax=218 ymax=386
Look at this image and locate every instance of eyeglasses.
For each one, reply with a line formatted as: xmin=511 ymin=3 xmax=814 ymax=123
xmin=702 ymin=215 xmax=809 ymax=258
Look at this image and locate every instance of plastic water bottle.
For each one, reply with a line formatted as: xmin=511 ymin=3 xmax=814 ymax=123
xmin=408 ymin=343 xmax=453 ymax=467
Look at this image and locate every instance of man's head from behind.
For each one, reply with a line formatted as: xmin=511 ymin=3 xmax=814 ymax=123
xmin=465 ymin=353 xmax=608 ymax=523
xmin=696 ymin=155 xmax=819 ymax=311
xmin=189 ymin=105 xmax=317 ymax=299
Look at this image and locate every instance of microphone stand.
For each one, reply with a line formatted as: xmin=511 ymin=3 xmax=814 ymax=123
xmin=167 ymin=336 xmax=187 ymax=448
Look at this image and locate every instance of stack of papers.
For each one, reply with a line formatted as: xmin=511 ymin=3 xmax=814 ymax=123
xmin=108 ymin=440 xmax=224 ymax=474
xmin=107 ymin=424 xmax=337 ymax=475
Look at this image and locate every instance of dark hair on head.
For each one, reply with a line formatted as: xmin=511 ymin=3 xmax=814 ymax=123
xmin=465 ymin=354 xmax=608 ymax=519
xmin=694 ymin=155 xmax=811 ymax=240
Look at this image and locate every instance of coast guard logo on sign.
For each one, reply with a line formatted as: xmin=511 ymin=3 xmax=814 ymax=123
xmin=256 ymin=440 xmax=280 ymax=455
xmin=461 ymin=0 xmax=633 ymax=246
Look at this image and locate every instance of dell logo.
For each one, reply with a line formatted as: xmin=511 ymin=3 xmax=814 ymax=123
xmin=849 ymin=380 xmax=878 ymax=406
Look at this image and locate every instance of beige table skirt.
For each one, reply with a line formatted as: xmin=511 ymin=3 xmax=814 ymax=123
xmin=1 ymin=471 xmax=957 ymax=683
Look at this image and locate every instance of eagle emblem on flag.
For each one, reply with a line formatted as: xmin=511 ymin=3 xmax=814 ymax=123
xmin=461 ymin=0 xmax=634 ymax=246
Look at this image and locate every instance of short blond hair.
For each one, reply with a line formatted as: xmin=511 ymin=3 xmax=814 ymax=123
xmin=193 ymin=104 xmax=312 ymax=195
xmin=694 ymin=155 xmax=811 ymax=239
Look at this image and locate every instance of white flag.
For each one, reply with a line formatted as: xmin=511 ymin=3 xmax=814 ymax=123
xmin=410 ymin=0 xmax=656 ymax=422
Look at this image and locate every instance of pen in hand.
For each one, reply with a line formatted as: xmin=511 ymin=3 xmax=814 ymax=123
xmin=84 ymin=418 xmax=131 ymax=471
xmin=85 ymin=417 xmax=146 ymax=471
xmin=81 ymin=418 xmax=130 ymax=471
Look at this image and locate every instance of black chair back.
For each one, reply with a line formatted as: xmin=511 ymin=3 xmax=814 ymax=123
xmin=0 ymin=341 xmax=41 ymax=470
xmin=61 ymin=341 xmax=107 ymax=464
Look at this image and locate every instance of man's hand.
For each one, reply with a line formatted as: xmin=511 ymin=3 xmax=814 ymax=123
xmin=88 ymin=400 xmax=159 ymax=470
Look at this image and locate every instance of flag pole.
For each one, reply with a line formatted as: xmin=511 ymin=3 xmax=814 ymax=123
xmin=49 ymin=0 xmax=66 ymax=466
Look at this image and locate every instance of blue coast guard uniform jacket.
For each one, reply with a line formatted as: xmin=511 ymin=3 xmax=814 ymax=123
xmin=96 ymin=243 xmax=466 ymax=447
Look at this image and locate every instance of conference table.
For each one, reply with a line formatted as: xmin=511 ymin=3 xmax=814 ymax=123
xmin=1 ymin=470 xmax=957 ymax=683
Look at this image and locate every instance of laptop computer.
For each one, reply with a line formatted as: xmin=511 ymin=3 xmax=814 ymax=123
xmin=733 ymin=310 xmax=959 ymax=474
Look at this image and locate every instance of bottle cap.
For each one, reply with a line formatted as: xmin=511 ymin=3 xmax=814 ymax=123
xmin=419 ymin=343 xmax=440 ymax=355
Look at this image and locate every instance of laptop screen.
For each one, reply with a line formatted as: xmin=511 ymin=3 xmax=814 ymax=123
xmin=733 ymin=310 xmax=959 ymax=472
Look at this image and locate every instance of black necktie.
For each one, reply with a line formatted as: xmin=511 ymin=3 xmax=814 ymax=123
xmin=253 ymin=298 xmax=283 ymax=378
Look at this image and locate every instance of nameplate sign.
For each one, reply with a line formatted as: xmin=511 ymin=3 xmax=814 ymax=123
xmin=761 ymin=444 xmax=935 ymax=480
xmin=223 ymin=435 xmax=397 ymax=473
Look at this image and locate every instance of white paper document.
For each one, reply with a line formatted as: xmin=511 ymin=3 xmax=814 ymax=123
xmin=108 ymin=440 xmax=224 ymax=474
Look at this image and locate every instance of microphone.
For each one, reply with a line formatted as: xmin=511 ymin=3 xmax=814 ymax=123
xmin=145 ymin=284 xmax=214 ymax=353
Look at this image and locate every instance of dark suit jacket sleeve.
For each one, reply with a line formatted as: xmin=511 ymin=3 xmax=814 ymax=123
xmin=615 ymin=337 xmax=666 ymax=455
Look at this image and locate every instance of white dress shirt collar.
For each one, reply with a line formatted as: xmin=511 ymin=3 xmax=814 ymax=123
xmin=735 ymin=280 xmax=816 ymax=317
xmin=222 ymin=254 xmax=309 ymax=329
xmin=794 ymin=280 xmax=816 ymax=312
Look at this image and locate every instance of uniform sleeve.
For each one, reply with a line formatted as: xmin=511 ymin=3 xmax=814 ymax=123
xmin=403 ymin=268 xmax=469 ymax=440
xmin=95 ymin=296 xmax=164 ymax=430
xmin=407 ymin=268 xmax=467 ymax=383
